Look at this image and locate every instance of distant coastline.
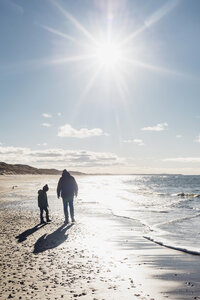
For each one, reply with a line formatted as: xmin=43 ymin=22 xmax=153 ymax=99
xmin=0 ymin=162 xmax=85 ymax=176
xmin=0 ymin=162 xmax=185 ymax=176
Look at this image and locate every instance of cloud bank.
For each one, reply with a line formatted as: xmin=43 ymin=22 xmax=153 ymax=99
xmin=163 ymin=157 xmax=200 ymax=163
xmin=0 ymin=146 xmax=124 ymax=170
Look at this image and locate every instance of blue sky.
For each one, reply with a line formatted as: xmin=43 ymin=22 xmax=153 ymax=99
xmin=0 ymin=0 xmax=200 ymax=174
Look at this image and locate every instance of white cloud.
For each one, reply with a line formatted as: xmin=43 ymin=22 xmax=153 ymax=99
xmin=57 ymin=112 xmax=62 ymax=117
xmin=37 ymin=143 xmax=48 ymax=146
xmin=0 ymin=146 xmax=125 ymax=170
xmin=194 ymin=135 xmax=200 ymax=143
xmin=42 ymin=123 xmax=52 ymax=127
xmin=42 ymin=113 xmax=52 ymax=118
xmin=163 ymin=157 xmax=200 ymax=163
xmin=58 ymin=124 xmax=109 ymax=138
xmin=123 ymin=140 xmax=133 ymax=144
xmin=123 ymin=139 xmax=145 ymax=146
xmin=133 ymin=139 xmax=145 ymax=146
xmin=176 ymin=134 xmax=183 ymax=138
xmin=141 ymin=122 xmax=168 ymax=131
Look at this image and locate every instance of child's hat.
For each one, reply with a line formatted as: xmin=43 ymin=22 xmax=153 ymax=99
xmin=43 ymin=184 xmax=49 ymax=191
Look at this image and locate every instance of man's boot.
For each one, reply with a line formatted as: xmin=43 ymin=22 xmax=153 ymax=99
xmin=40 ymin=218 xmax=45 ymax=224
xmin=64 ymin=218 xmax=69 ymax=224
xmin=46 ymin=209 xmax=51 ymax=223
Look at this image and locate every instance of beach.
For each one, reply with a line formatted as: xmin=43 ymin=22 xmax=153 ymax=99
xmin=0 ymin=175 xmax=200 ymax=300
xmin=1 ymin=1 xmax=199 ymax=299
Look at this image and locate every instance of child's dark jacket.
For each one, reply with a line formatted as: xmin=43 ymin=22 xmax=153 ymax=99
xmin=38 ymin=190 xmax=48 ymax=208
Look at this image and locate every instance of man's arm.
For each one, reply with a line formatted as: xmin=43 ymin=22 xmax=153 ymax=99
xmin=57 ymin=178 xmax=61 ymax=198
xmin=74 ymin=179 xmax=78 ymax=197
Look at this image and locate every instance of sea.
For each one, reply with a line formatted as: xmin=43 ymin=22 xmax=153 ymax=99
xmin=79 ymin=174 xmax=200 ymax=255
xmin=1 ymin=174 xmax=200 ymax=255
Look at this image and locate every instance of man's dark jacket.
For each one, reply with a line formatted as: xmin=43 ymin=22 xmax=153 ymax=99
xmin=57 ymin=172 xmax=78 ymax=199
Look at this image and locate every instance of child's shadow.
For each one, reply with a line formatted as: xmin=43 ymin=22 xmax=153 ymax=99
xmin=16 ymin=223 xmax=46 ymax=243
xmin=33 ymin=223 xmax=73 ymax=254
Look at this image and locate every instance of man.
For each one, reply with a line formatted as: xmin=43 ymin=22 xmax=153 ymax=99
xmin=57 ymin=169 xmax=78 ymax=224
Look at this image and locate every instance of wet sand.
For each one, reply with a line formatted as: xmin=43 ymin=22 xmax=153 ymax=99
xmin=0 ymin=175 xmax=200 ymax=300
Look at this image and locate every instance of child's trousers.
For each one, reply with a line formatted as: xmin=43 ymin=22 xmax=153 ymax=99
xmin=40 ymin=207 xmax=49 ymax=222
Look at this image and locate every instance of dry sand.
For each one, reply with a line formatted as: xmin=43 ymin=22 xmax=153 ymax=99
xmin=0 ymin=175 xmax=200 ymax=300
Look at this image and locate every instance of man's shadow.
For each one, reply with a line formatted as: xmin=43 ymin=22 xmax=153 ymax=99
xmin=16 ymin=223 xmax=47 ymax=243
xmin=33 ymin=223 xmax=73 ymax=254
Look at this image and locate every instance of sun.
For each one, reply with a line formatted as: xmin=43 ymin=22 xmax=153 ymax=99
xmin=93 ymin=41 xmax=122 ymax=69
xmin=44 ymin=0 xmax=180 ymax=98
xmin=42 ymin=0 xmax=140 ymax=98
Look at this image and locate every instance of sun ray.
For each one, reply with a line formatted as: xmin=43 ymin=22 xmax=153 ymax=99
xmin=48 ymin=55 xmax=93 ymax=65
xmin=81 ymin=65 xmax=103 ymax=99
xmin=112 ymin=71 xmax=129 ymax=100
xmin=40 ymin=24 xmax=91 ymax=49
xmin=120 ymin=0 xmax=180 ymax=46
xmin=41 ymin=25 xmax=76 ymax=42
xmin=69 ymin=65 xmax=103 ymax=123
xmin=106 ymin=1 xmax=113 ymax=42
xmin=50 ymin=0 xmax=97 ymax=45
xmin=145 ymin=0 xmax=180 ymax=28
xmin=0 ymin=55 xmax=92 ymax=73
xmin=122 ymin=57 xmax=186 ymax=77
xmin=119 ymin=25 xmax=147 ymax=46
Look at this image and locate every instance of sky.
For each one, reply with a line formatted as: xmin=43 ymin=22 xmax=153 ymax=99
xmin=0 ymin=0 xmax=200 ymax=174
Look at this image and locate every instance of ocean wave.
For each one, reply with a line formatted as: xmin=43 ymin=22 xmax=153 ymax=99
xmin=152 ymin=213 xmax=200 ymax=228
xmin=144 ymin=236 xmax=200 ymax=256
xmin=125 ymin=190 xmax=200 ymax=199
xmin=108 ymin=209 xmax=151 ymax=231
xmin=175 ymin=192 xmax=200 ymax=198
xmin=157 ymin=192 xmax=172 ymax=196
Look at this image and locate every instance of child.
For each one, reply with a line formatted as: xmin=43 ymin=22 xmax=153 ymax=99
xmin=38 ymin=184 xmax=51 ymax=224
